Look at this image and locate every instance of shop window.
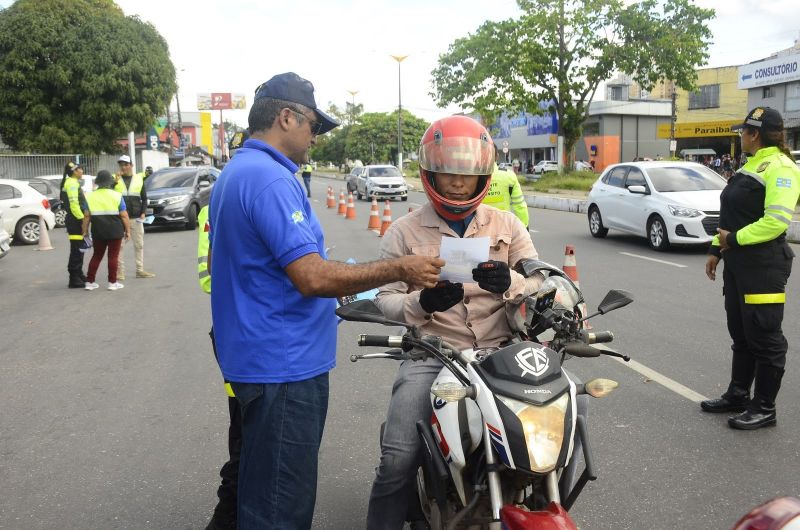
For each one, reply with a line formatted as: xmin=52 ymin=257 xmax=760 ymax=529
xmin=786 ymin=82 xmax=800 ymax=112
xmin=688 ymin=84 xmax=720 ymax=109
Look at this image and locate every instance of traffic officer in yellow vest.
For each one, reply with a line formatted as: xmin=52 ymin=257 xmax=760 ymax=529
xmin=482 ymin=156 xmax=529 ymax=228
xmin=60 ymin=161 xmax=89 ymax=288
xmin=199 ymin=129 xmax=247 ymax=530
xmin=82 ymin=170 xmax=130 ymax=291
xmin=702 ymin=107 xmax=800 ymax=430
xmin=300 ymin=161 xmax=313 ymax=197
xmin=114 ymin=155 xmax=155 ymax=279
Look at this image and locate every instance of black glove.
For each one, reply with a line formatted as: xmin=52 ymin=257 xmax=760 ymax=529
xmin=419 ymin=281 xmax=464 ymax=314
xmin=472 ymin=260 xmax=511 ymax=293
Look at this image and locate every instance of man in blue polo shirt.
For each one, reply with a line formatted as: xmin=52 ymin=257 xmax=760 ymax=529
xmin=207 ymin=72 xmax=444 ymax=530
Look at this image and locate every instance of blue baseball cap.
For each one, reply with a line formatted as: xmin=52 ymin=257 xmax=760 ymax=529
xmin=254 ymin=72 xmax=339 ymax=135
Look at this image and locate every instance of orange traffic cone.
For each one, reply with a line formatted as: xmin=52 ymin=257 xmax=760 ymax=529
xmin=337 ymin=191 xmax=347 ymax=216
xmin=562 ymin=245 xmax=591 ymax=328
xmin=379 ymin=201 xmax=393 ymax=237
xmin=35 ymin=215 xmax=54 ymax=251
xmin=345 ymin=193 xmax=357 ymax=220
xmin=367 ymin=198 xmax=381 ymax=230
xmin=326 ymin=187 xmax=335 ymax=208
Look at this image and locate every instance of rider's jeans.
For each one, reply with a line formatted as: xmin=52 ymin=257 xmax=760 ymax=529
xmin=231 ymin=373 xmax=329 ymax=530
xmin=367 ymin=357 xmax=443 ymax=530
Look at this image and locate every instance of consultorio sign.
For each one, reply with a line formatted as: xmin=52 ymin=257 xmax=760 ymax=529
xmin=738 ymin=52 xmax=800 ymax=90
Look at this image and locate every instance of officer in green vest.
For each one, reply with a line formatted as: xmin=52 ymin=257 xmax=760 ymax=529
xmin=114 ymin=155 xmax=154 ymax=279
xmin=482 ymin=157 xmax=530 ymax=228
xmin=82 ymin=170 xmax=130 ymax=291
xmin=702 ymin=107 xmax=800 ymax=430
xmin=60 ymin=161 xmax=89 ymax=288
xmin=200 ymin=129 xmax=248 ymax=530
xmin=301 ymin=162 xmax=313 ymax=197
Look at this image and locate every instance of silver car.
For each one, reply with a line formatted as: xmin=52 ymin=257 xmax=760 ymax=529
xmin=354 ymin=165 xmax=408 ymax=201
xmin=0 ymin=207 xmax=11 ymax=258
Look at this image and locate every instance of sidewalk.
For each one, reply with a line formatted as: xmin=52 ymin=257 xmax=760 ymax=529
xmin=313 ymin=171 xmax=800 ymax=243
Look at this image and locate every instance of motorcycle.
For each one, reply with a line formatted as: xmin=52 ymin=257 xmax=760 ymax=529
xmin=336 ymin=259 xmax=633 ymax=529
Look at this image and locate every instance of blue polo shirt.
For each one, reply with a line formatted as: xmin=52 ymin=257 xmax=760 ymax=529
xmin=208 ymin=138 xmax=337 ymax=383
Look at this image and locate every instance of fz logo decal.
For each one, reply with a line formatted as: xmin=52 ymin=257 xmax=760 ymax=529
xmin=515 ymin=347 xmax=549 ymax=377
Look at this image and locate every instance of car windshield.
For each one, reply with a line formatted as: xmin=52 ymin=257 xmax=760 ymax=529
xmin=145 ymin=169 xmax=196 ymax=189
xmin=368 ymin=167 xmax=401 ymax=178
xmin=646 ymin=166 xmax=726 ymax=192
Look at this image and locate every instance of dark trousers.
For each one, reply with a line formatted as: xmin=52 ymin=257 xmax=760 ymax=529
xmin=231 ymin=374 xmax=329 ymax=530
xmin=87 ymin=239 xmax=121 ymax=283
xmin=67 ymin=240 xmax=84 ymax=278
xmin=722 ymin=243 xmax=793 ymax=403
xmin=302 ymin=175 xmax=311 ymax=197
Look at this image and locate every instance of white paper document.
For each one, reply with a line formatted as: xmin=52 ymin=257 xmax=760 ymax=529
xmin=439 ymin=237 xmax=489 ymax=283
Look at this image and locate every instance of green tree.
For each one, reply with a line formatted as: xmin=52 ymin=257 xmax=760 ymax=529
xmin=0 ymin=0 xmax=176 ymax=153
xmin=346 ymin=110 xmax=429 ymax=165
xmin=431 ymin=0 xmax=714 ymax=166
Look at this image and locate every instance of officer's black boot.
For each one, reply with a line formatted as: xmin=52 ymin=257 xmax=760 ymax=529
xmin=701 ymin=351 xmax=753 ymax=413
xmin=728 ymin=366 xmax=782 ymax=430
xmin=68 ymin=272 xmax=85 ymax=288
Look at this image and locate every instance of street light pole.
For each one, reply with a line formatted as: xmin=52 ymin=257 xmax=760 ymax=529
xmin=391 ymin=54 xmax=408 ymax=172
xmin=347 ymin=89 xmax=358 ymax=125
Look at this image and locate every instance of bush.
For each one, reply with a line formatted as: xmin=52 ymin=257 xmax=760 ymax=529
xmin=521 ymin=170 xmax=596 ymax=192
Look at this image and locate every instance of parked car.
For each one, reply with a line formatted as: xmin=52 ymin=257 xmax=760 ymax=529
xmin=37 ymin=174 xmax=96 ymax=196
xmin=346 ymin=167 xmax=360 ymax=194
xmin=532 ymin=160 xmax=559 ymax=175
xmin=586 ymin=161 xmax=726 ymax=250
xmin=353 ymin=165 xmax=408 ymax=201
xmin=498 ymin=162 xmax=514 ymax=171
xmin=574 ymin=160 xmax=593 ymax=172
xmin=27 ymin=178 xmax=66 ymax=227
xmin=144 ymin=166 xmax=220 ymax=230
xmin=0 ymin=179 xmax=56 ymax=245
xmin=0 ymin=208 xmax=11 ymax=258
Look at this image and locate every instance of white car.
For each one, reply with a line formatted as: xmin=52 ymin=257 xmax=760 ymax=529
xmin=37 ymin=174 xmax=97 ymax=195
xmin=586 ymin=161 xmax=726 ymax=250
xmin=353 ymin=165 xmax=408 ymax=201
xmin=574 ymin=160 xmax=593 ymax=172
xmin=0 ymin=179 xmax=56 ymax=245
xmin=533 ymin=160 xmax=559 ymax=174
xmin=0 ymin=208 xmax=11 ymax=258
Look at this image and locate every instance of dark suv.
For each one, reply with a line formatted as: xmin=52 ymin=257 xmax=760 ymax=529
xmin=144 ymin=166 xmax=220 ymax=230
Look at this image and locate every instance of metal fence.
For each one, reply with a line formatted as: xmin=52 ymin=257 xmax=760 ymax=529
xmin=0 ymin=154 xmax=124 ymax=180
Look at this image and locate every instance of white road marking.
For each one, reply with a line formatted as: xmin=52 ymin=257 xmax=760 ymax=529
xmin=603 ymin=351 xmax=709 ymax=403
xmin=619 ymin=252 xmax=687 ymax=268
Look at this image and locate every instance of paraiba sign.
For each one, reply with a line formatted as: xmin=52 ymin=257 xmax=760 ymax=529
xmin=738 ymin=52 xmax=800 ymax=89
xmin=657 ymin=120 xmax=740 ymax=139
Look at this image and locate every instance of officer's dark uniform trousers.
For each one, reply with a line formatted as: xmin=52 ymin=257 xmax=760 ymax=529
xmin=720 ymin=170 xmax=795 ymax=410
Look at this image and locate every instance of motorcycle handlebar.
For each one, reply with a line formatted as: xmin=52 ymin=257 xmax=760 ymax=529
xmin=358 ymin=335 xmax=404 ymax=348
xmin=564 ymin=342 xmax=602 ymax=358
xmin=580 ymin=330 xmax=614 ymax=344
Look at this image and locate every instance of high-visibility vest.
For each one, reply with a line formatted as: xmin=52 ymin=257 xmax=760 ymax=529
xmin=114 ymin=171 xmax=145 ymax=195
xmin=482 ymin=165 xmax=529 ymax=227
xmin=61 ymin=177 xmax=86 ymax=240
xmin=197 ymin=206 xmax=211 ymax=294
xmin=86 ymin=188 xmax=124 ymax=240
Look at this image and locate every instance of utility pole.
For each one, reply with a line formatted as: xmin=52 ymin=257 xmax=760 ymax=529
xmin=670 ymin=87 xmax=677 ymax=159
xmin=391 ymin=55 xmax=408 ymax=173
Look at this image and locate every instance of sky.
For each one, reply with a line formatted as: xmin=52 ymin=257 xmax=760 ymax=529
xmin=4 ymin=0 xmax=800 ymax=127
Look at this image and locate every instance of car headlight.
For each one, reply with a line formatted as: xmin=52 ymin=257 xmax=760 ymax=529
xmin=667 ymin=205 xmax=702 ymax=217
xmin=496 ymin=393 xmax=568 ymax=473
xmin=162 ymin=195 xmax=189 ymax=206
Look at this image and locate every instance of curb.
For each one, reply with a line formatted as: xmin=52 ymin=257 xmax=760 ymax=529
xmin=315 ymin=172 xmax=799 ymax=244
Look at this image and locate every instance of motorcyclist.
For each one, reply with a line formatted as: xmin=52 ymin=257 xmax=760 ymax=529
xmin=366 ymin=115 xmax=543 ymax=529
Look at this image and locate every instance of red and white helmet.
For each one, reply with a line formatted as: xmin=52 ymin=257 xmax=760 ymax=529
xmin=419 ymin=115 xmax=495 ymax=221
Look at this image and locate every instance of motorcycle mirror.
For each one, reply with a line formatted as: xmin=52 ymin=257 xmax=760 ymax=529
xmin=335 ymin=299 xmax=410 ymax=327
xmin=597 ymin=289 xmax=634 ymax=314
xmin=584 ymin=378 xmax=618 ymax=398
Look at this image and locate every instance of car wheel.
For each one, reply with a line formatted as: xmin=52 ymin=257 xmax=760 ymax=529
xmin=356 ymin=189 xmax=363 ymax=200
xmin=15 ymin=216 xmax=40 ymax=245
xmin=647 ymin=215 xmax=670 ymax=251
xmin=54 ymin=209 xmax=67 ymax=228
xmin=588 ymin=206 xmax=608 ymax=238
xmin=185 ymin=204 xmax=198 ymax=230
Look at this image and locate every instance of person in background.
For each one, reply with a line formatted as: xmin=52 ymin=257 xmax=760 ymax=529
xmin=114 ymin=154 xmax=154 ymax=280
xmin=366 ymin=115 xmax=542 ymax=529
xmin=144 ymin=166 xmax=153 ymax=179
xmin=703 ymin=107 xmax=800 ymax=430
xmin=60 ymin=161 xmax=88 ymax=288
xmin=300 ymin=161 xmax=313 ymax=197
xmin=82 ymin=170 xmax=130 ymax=291
xmin=482 ymin=148 xmax=529 ymax=228
xmin=200 ymin=130 xmax=249 ymax=530
xmin=208 ymin=72 xmax=444 ymax=529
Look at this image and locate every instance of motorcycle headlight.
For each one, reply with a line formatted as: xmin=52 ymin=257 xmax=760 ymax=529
xmin=667 ymin=204 xmax=702 ymax=218
xmin=162 ymin=194 xmax=189 ymax=206
xmin=496 ymin=393 xmax=568 ymax=473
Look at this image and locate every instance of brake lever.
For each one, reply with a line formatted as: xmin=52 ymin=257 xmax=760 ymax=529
xmin=349 ymin=352 xmax=409 ymax=362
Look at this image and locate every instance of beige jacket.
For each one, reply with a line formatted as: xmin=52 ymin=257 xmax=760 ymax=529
xmin=376 ymin=203 xmax=541 ymax=351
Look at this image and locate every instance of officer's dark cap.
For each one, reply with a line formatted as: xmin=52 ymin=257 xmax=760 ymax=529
xmin=731 ymin=107 xmax=784 ymax=132
xmin=253 ymin=72 xmax=339 ymax=135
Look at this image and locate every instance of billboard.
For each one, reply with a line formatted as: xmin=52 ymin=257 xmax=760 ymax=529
xmin=489 ymin=100 xmax=558 ymax=139
xmin=197 ymin=93 xmax=247 ymax=110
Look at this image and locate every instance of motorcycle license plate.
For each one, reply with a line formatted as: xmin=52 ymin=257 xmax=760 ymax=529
xmin=0 ymin=240 xmax=9 ymax=252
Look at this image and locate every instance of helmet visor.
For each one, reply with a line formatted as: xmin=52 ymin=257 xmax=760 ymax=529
xmin=419 ymin=136 xmax=495 ymax=176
